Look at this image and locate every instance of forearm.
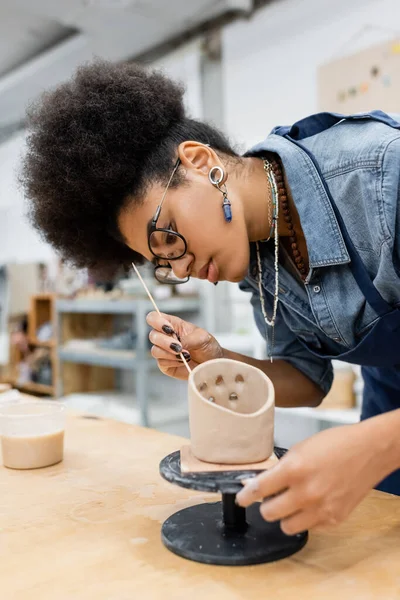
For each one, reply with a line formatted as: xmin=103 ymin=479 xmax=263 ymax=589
xmin=360 ymin=407 xmax=400 ymax=476
xmin=221 ymin=348 xmax=324 ymax=408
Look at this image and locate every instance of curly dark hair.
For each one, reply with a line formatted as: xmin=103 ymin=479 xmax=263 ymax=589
xmin=21 ymin=59 xmax=238 ymax=273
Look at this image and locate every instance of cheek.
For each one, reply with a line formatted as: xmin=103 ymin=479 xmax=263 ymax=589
xmin=176 ymin=190 xmax=248 ymax=256
xmin=178 ymin=201 xmax=221 ymax=243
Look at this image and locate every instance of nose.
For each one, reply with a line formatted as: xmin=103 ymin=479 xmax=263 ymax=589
xmin=171 ymin=254 xmax=194 ymax=279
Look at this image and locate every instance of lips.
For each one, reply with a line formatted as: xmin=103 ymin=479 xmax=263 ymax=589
xmin=207 ymin=259 xmax=219 ymax=283
xmin=198 ymin=259 xmax=211 ymax=280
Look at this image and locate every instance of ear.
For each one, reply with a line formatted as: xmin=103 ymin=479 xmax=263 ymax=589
xmin=177 ymin=141 xmax=227 ymax=182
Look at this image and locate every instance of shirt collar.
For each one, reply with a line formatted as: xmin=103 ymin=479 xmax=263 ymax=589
xmin=244 ymin=134 xmax=350 ymax=272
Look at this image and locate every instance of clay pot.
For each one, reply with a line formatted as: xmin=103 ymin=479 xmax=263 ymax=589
xmin=188 ymin=358 xmax=275 ymax=464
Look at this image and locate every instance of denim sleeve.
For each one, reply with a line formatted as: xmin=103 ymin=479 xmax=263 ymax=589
xmin=239 ymin=277 xmax=333 ymax=396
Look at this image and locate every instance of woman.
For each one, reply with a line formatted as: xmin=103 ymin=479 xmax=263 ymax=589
xmin=22 ymin=60 xmax=400 ymax=534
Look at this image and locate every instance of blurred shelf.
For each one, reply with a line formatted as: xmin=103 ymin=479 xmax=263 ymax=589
xmin=14 ymin=382 xmax=54 ymax=395
xmin=61 ymin=390 xmax=189 ymax=430
xmin=276 ymin=406 xmax=360 ymax=425
xmin=55 ymin=294 xmax=203 ymax=425
xmin=28 ymin=339 xmax=55 ymax=348
xmin=56 ymin=297 xmax=200 ymax=314
xmin=58 ymin=346 xmax=139 ymax=369
xmin=31 ymin=293 xmax=54 ymax=300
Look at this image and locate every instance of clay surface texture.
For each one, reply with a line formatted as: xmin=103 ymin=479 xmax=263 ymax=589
xmin=180 ymin=444 xmax=278 ymax=473
xmin=188 ymin=358 xmax=274 ymax=464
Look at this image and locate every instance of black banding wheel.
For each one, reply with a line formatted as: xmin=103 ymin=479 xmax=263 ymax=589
xmin=159 ymin=449 xmax=308 ymax=566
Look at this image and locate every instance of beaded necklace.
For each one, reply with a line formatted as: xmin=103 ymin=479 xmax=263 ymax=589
xmin=256 ymin=154 xmax=307 ymax=360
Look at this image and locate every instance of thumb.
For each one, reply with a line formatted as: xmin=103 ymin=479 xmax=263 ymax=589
xmin=182 ymin=328 xmax=222 ymax=357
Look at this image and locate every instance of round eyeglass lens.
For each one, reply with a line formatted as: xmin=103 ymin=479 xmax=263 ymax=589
xmin=155 ymin=266 xmax=189 ymax=285
xmin=149 ymin=230 xmax=186 ymax=260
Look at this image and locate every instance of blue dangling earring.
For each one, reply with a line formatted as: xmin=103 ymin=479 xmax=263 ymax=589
xmin=208 ymin=166 xmax=232 ymax=223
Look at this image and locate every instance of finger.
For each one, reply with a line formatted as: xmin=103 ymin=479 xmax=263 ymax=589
xmin=146 ymin=311 xmax=185 ymax=336
xmin=259 ymin=490 xmax=303 ymax=522
xmin=157 ymin=364 xmax=191 ymax=381
xmin=236 ymin=464 xmax=289 ymax=507
xmin=146 ymin=311 xmax=176 ymax=333
xmin=151 ymin=346 xmax=191 ymax=362
xmin=280 ymin=509 xmax=320 ymax=536
xmin=149 ymin=330 xmax=189 ymax=356
xmin=158 ymin=359 xmax=187 ymax=368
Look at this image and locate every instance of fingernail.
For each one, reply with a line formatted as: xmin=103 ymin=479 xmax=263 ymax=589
xmin=182 ymin=351 xmax=191 ymax=361
xmin=244 ymin=479 xmax=260 ymax=493
xmin=170 ymin=342 xmax=182 ymax=352
xmin=162 ymin=325 xmax=175 ymax=335
xmin=242 ymin=477 xmax=258 ymax=486
xmin=236 ymin=479 xmax=260 ymax=504
xmin=236 ymin=491 xmax=247 ymax=506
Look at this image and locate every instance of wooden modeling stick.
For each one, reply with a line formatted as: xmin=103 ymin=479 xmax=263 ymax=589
xmin=131 ymin=262 xmax=191 ymax=374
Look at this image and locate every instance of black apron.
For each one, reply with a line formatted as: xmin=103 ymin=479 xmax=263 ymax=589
xmin=274 ymin=111 xmax=400 ymax=494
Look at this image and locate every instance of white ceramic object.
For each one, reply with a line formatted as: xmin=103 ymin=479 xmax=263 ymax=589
xmin=188 ymin=358 xmax=275 ymax=464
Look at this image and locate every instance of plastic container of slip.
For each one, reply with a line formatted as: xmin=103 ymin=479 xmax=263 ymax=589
xmin=0 ymin=401 xmax=66 ymax=469
xmin=0 ymin=389 xmax=22 ymax=406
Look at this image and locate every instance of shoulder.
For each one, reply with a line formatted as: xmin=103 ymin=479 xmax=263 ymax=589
xmin=300 ymin=116 xmax=400 ymax=178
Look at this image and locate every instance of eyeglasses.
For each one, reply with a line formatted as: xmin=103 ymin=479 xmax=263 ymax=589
xmin=147 ymin=158 xmax=189 ymax=285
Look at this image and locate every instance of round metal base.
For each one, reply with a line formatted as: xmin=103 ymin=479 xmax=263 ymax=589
xmin=162 ymin=500 xmax=308 ymax=566
xmin=159 ymin=448 xmax=288 ymax=495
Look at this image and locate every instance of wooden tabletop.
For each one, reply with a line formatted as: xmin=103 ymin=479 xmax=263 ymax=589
xmin=1 ymin=414 xmax=399 ymax=600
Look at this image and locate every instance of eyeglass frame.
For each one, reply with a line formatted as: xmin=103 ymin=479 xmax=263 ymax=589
xmin=147 ymin=157 xmax=189 ymax=284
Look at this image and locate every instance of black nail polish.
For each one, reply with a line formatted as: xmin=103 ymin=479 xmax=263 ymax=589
xmin=182 ymin=352 xmax=191 ymax=361
xmin=170 ymin=342 xmax=182 ymax=352
xmin=162 ymin=325 xmax=175 ymax=335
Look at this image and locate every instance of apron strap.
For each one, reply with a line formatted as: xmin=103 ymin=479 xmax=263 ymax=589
xmin=273 ymin=110 xmax=400 ymax=139
xmin=284 ymin=136 xmax=392 ymax=317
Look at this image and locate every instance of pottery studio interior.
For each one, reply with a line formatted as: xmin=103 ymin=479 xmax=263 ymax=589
xmin=1 ymin=0 xmax=400 ymax=597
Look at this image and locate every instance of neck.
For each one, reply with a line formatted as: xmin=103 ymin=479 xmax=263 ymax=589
xmin=238 ymin=157 xmax=292 ymax=242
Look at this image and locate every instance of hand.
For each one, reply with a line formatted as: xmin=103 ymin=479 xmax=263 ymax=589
xmin=236 ymin=422 xmax=391 ymax=535
xmin=146 ymin=311 xmax=223 ymax=380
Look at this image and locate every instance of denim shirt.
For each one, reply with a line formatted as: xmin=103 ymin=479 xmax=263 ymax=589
xmin=239 ymin=115 xmax=400 ymax=395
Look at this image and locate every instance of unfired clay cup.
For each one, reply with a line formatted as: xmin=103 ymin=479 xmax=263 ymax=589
xmin=188 ymin=358 xmax=275 ymax=464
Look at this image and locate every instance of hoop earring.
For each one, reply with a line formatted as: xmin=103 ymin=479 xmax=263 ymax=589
xmin=208 ymin=166 xmax=232 ymax=223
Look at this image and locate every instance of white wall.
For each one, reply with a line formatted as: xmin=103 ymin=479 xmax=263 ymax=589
xmin=0 ymin=131 xmax=54 ymax=263
xmin=151 ymin=39 xmax=203 ymax=119
xmin=223 ymin=0 xmax=400 ymax=148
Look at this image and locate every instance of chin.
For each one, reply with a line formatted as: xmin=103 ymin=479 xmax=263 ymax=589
xmin=218 ymin=250 xmax=250 ymax=284
xmin=231 ymin=274 xmax=246 ymax=283
xmin=225 ymin=266 xmax=249 ymax=283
